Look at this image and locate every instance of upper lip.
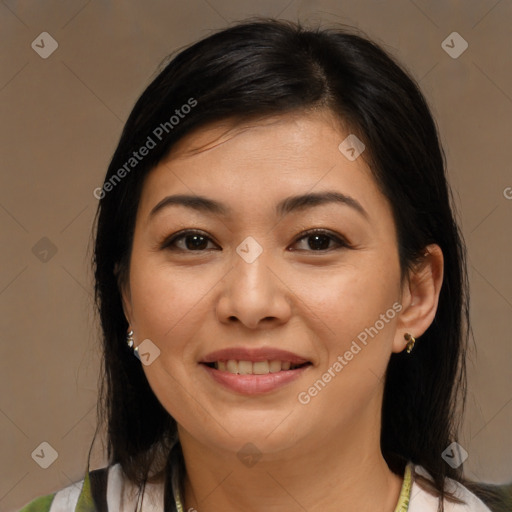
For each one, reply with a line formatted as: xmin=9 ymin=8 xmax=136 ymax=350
xmin=200 ymin=347 xmax=310 ymax=364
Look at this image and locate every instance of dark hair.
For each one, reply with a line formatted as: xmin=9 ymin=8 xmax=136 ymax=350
xmin=93 ymin=18 xmax=473 ymax=508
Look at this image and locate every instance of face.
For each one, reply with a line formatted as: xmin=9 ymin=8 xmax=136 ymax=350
xmin=122 ymin=111 xmax=406 ymax=458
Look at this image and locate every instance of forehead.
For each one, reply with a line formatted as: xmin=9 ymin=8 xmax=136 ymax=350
xmin=168 ymin=111 xmax=346 ymax=156
xmin=137 ymin=111 xmax=388 ymax=221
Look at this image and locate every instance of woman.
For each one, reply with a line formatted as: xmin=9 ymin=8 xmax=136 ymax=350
xmin=19 ymin=19 xmax=509 ymax=512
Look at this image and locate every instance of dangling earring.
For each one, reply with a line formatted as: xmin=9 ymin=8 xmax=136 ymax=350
xmin=127 ymin=329 xmax=141 ymax=360
xmin=126 ymin=329 xmax=134 ymax=348
xmin=404 ymin=333 xmax=416 ymax=354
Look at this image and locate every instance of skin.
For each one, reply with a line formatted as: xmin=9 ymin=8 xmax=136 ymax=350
xmin=121 ymin=110 xmax=444 ymax=512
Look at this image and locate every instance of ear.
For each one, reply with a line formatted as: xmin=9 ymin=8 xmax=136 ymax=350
xmin=392 ymin=244 xmax=444 ymax=353
xmin=115 ymin=262 xmax=134 ymax=327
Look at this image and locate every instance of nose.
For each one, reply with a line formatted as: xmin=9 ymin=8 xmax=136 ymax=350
xmin=216 ymin=254 xmax=292 ymax=330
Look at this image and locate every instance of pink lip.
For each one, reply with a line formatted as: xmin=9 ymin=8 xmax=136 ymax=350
xmin=201 ymin=364 xmax=310 ymax=395
xmin=201 ymin=347 xmax=309 ymax=364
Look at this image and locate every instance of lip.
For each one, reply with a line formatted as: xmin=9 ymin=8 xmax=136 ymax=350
xmin=200 ymin=347 xmax=310 ymax=365
xmin=201 ymin=363 xmax=310 ymax=395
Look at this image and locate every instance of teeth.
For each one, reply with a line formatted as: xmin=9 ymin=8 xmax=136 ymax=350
xmin=214 ymin=360 xmax=303 ymax=374
xmin=269 ymin=360 xmax=282 ymax=373
xmin=253 ymin=361 xmax=270 ymax=374
xmin=238 ymin=360 xmax=252 ymax=375
xmin=226 ymin=360 xmax=238 ymax=374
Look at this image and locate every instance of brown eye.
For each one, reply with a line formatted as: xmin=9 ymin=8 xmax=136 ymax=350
xmin=161 ymin=230 xmax=218 ymax=251
xmin=183 ymin=234 xmax=210 ymax=250
xmin=305 ymin=234 xmax=331 ymax=251
xmin=291 ymin=229 xmax=349 ymax=252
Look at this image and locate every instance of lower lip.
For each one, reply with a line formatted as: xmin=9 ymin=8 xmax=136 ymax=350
xmin=201 ymin=364 xmax=310 ymax=395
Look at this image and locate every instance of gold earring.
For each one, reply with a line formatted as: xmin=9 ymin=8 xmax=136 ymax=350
xmin=404 ymin=333 xmax=416 ymax=354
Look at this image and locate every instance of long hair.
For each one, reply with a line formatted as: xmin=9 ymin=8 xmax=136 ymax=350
xmin=93 ymin=18 xmax=474 ymax=507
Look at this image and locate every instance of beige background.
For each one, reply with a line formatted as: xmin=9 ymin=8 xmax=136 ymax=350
xmin=1 ymin=1 xmax=511 ymax=510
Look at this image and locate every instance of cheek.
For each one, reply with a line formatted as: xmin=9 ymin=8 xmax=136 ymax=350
xmin=127 ymin=259 xmax=218 ymax=426
xmin=289 ymin=257 xmax=400 ymax=348
xmin=128 ymin=258 xmax=217 ymax=354
xmin=292 ymin=267 xmax=400 ymax=426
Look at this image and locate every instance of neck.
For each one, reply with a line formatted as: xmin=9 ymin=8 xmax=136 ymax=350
xmin=177 ymin=409 xmax=403 ymax=512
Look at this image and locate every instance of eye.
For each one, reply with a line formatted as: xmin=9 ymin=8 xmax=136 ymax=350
xmin=290 ymin=229 xmax=349 ymax=252
xmin=160 ymin=228 xmax=349 ymax=253
xmin=160 ymin=230 xmax=219 ymax=251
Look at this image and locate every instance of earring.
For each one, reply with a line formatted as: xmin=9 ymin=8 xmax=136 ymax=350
xmin=126 ymin=329 xmax=134 ymax=348
xmin=127 ymin=329 xmax=141 ymax=360
xmin=404 ymin=333 xmax=416 ymax=354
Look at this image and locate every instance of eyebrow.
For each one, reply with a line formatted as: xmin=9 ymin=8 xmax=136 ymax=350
xmin=149 ymin=191 xmax=368 ymax=220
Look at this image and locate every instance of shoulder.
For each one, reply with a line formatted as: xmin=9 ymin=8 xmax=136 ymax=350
xmin=17 ymin=464 xmax=165 ymax=512
xmin=18 ymin=493 xmax=55 ymax=512
xmin=409 ymin=466 xmax=493 ymax=512
xmin=18 ymin=480 xmax=83 ymax=512
xmin=18 ymin=469 xmax=92 ymax=512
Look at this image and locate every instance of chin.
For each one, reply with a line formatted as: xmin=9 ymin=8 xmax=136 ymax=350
xmin=181 ymin=414 xmax=306 ymax=457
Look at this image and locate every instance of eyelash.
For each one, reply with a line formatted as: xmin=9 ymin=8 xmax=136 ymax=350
xmin=159 ymin=228 xmax=351 ymax=253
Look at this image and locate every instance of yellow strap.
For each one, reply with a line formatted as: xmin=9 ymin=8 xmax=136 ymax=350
xmin=394 ymin=463 xmax=413 ymax=512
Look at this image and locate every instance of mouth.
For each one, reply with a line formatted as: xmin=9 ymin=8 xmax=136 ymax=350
xmin=202 ymin=360 xmax=312 ymax=374
xmin=199 ymin=347 xmax=312 ymax=395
